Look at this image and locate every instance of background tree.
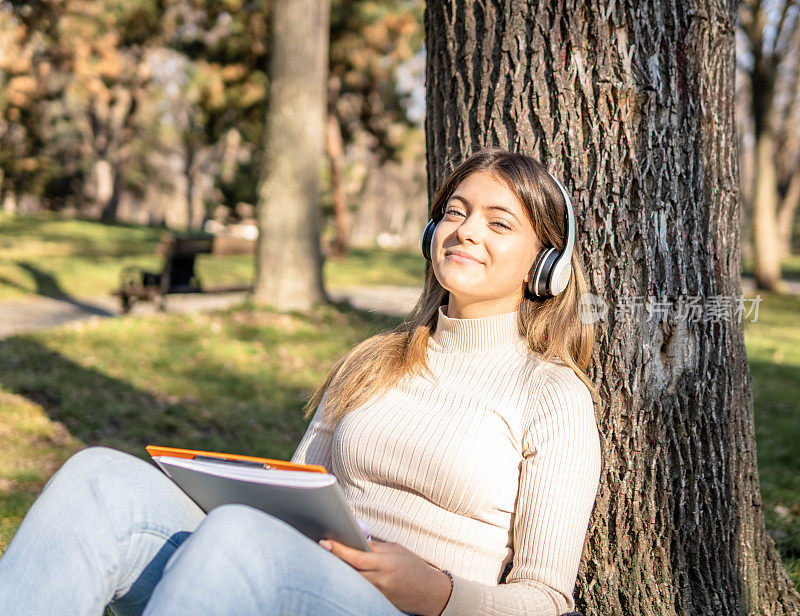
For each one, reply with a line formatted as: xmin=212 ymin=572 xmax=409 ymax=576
xmin=325 ymin=0 xmax=425 ymax=255
xmin=772 ymin=37 xmax=800 ymax=258
xmin=0 ymin=0 xmax=67 ymax=214
xmin=426 ymin=1 xmax=799 ymax=614
xmin=0 ymin=0 xmax=427 ymax=244
xmin=252 ymin=0 xmax=329 ymax=311
xmin=738 ymin=0 xmax=800 ymax=290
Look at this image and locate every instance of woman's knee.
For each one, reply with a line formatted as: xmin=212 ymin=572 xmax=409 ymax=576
xmin=194 ymin=505 xmax=310 ymax=563
xmin=48 ymin=446 xmax=134 ymax=488
xmin=201 ymin=504 xmax=294 ymax=542
xmin=53 ymin=447 xmax=138 ymax=487
xmin=48 ymin=446 xmax=169 ymax=505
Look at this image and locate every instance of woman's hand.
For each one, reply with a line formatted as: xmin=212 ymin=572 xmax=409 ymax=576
xmin=319 ymin=538 xmax=452 ymax=616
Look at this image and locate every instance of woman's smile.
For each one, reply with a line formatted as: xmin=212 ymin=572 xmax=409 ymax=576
xmin=445 ymin=252 xmax=483 ymax=264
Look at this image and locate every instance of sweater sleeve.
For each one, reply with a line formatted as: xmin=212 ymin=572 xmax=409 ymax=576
xmin=440 ymin=369 xmax=602 ymax=616
xmin=290 ymin=388 xmax=335 ymax=472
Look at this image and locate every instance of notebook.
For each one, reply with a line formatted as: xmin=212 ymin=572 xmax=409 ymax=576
xmin=146 ymin=445 xmax=372 ymax=552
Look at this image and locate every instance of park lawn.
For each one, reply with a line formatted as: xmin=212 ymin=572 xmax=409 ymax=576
xmin=743 ymin=292 xmax=800 ymax=588
xmin=0 ymin=213 xmax=426 ymax=301
xmin=0 ymin=300 xmax=402 ymax=555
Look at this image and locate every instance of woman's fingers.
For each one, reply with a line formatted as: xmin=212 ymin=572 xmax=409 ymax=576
xmin=319 ymin=538 xmax=379 ymax=571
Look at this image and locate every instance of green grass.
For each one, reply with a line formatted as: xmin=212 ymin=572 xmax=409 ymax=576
xmin=0 ymin=213 xmax=425 ymax=301
xmin=744 ymin=292 xmax=800 ymax=589
xmin=0 ymin=300 xmax=402 ymax=554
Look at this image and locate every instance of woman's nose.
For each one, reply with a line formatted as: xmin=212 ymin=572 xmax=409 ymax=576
xmin=455 ymin=215 xmax=481 ymax=244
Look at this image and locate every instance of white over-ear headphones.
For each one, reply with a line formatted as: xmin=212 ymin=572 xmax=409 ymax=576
xmin=421 ymin=170 xmax=575 ymax=298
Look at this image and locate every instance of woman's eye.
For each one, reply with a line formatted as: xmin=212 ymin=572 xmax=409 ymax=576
xmin=444 ymin=208 xmax=463 ymax=217
xmin=492 ymin=221 xmax=512 ymax=230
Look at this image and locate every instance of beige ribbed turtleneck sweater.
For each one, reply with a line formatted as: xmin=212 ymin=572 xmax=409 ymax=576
xmin=291 ymin=305 xmax=602 ymax=615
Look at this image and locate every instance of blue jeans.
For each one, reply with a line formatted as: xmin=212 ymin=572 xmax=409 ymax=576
xmin=0 ymin=447 xmax=411 ymax=616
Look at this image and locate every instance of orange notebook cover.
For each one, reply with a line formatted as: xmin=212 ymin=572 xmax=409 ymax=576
xmin=145 ymin=445 xmax=327 ymax=474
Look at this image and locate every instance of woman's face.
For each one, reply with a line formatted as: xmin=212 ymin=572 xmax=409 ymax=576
xmin=431 ymin=169 xmax=540 ymax=319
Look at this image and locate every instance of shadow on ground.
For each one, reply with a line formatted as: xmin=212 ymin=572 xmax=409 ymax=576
xmin=0 ymin=299 xmax=400 ymax=560
xmin=0 ymin=335 xmax=321 ymax=459
xmin=1 ymin=262 xmax=114 ymax=317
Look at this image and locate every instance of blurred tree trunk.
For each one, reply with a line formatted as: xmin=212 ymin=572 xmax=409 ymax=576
xmin=0 ymin=169 xmax=6 ymax=215
xmin=95 ymin=86 xmax=136 ymax=223
xmin=95 ymin=159 xmax=116 ymax=218
xmin=326 ymin=112 xmax=350 ymax=257
xmin=426 ymin=1 xmax=800 ymax=615
xmin=253 ymin=0 xmax=329 ymax=310
xmin=739 ymin=0 xmax=799 ymax=290
xmin=777 ymin=172 xmax=800 ymax=258
xmin=2 ymin=191 xmax=16 ymax=215
xmin=752 ymin=132 xmax=782 ymax=288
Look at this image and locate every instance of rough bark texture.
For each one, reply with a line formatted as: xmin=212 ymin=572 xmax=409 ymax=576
xmin=253 ymin=0 xmax=329 ymax=310
xmin=426 ymin=1 xmax=800 ymax=614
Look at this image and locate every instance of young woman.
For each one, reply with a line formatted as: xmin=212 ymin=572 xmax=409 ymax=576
xmin=0 ymin=148 xmax=602 ymax=616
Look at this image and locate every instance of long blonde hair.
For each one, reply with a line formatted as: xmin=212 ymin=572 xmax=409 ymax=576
xmin=303 ymin=148 xmax=597 ymax=425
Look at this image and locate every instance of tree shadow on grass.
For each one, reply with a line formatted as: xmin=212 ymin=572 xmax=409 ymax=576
xmin=748 ymin=356 xmax=800 ymax=566
xmin=0 ymin=336 xmax=324 ymax=462
xmin=0 ymin=299 xmax=404 ymax=562
xmin=0 ymin=298 xmax=404 ymax=461
xmin=0 ymin=332 xmax=318 ymax=552
xmin=2 ymin=262 xmax=114 ymax=317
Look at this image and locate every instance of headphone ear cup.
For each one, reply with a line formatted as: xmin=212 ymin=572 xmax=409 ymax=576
xmin=529 ymin=248 xmax=561 ymax=297
xmin=421 ymin=219 xmax=437 ymax=261
xmin=527 ymin=248 xmax=550 ymax=297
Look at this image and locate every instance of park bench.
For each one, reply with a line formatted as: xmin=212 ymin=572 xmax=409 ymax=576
xmin=117 ymin=232 xmax=255 ymax=312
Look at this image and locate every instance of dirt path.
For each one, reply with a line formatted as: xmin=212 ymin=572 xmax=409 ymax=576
xmin=0 ymin=285 xmax=423 ymax=338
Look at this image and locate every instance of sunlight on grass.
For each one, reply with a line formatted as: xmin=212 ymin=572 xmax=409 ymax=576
xmin=0 ymin=301 xmax=401 ymax=555
xmin=744 ymin=292 xmax=800 ymax=590
xmin=0 ymin=214 xmax=425 ymax=300
xmin=0 ymin=391 xmax=82 ymax=551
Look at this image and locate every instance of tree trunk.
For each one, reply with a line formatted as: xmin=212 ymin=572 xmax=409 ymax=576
xmin=0 ymin=168 xmax=8 ymax=215
xmin=752 ymin=132 xmax=783 ymax=290
xmin=426 ymin=1 xmax=800 ymax=615
xmin=95 ymin=159 xmax=115 ymax=220
xmin=326 ymin=112 xmax=350 ymax=257
xmin=252 ymin=0 xmax=329 ymax=311
xmin=2 ymin=191 xmax=16 ymax=215
xmin=777 ymin=172 xmax=800 ymax=258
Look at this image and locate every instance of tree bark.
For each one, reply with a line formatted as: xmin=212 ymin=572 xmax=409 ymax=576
xmin=777 ymin=172 xmax=800 ymax=258
xmin=426 ymin=1 xmax=800 ymax=614
xmin=253 ymin=0 xmax=329 ymax=311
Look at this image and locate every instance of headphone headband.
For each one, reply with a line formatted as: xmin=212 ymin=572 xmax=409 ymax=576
xmin=539 ymin=171 xmax=576 ymax=296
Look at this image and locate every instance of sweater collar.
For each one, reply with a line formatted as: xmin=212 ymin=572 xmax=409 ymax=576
xmin=430 ymin=305 xmax=524 ymax=352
